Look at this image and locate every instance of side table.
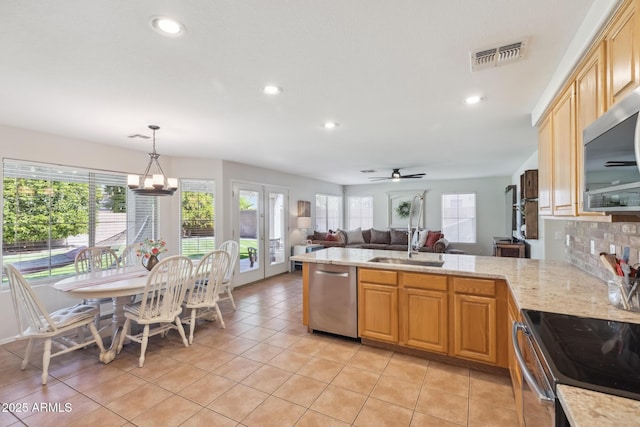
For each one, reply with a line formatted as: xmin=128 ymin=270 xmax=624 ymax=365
xmin=291 ymin=244 xmax=324 ymax=271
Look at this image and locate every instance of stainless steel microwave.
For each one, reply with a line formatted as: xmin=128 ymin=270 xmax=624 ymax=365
xmin=583 ymin=87 xmax=640 ymax=213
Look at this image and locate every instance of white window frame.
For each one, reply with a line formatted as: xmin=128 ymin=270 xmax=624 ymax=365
xmin=179 ymin=179 xmax=215 ymax=260
xmin=441 ymin=192 xmax=477 ymax=243
xmin=315 ymin=193 xmax=343 ymax=232
xmin=347 ymin=195 xmax=373 ymax=230
xmin=2 ymin=159 xmax=159 ymax=288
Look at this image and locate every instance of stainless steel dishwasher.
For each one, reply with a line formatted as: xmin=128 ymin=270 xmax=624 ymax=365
xmin=308 ymin=263 xmax=358 ymax=338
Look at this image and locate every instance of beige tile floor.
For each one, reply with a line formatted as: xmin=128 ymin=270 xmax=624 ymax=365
xmin=0 ymin=272 xmax=518 ymax=426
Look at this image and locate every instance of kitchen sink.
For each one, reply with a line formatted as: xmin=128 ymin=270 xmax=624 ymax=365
xmin=367 ymin=257 xmax=444 ymax=267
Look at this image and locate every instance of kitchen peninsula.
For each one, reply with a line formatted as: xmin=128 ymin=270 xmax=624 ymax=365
xmin=291 ymin=247 xmax=640 ymax=427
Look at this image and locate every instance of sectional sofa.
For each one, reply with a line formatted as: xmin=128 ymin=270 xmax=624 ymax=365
xmin=308 ymin=227 xmax=450 ymax=253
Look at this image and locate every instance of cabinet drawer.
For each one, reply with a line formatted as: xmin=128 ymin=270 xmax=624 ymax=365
xmin=400 ymin=272 xmax=447 ymax=291
xmin=452 ymin=277 xmax=496 ymax=296
xmin=360 ymin=268 xmax=397 ymax=285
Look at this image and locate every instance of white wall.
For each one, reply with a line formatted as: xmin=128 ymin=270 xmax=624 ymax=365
xmin=219 ymin=160 xmax=343 ymax=246
xmin=344 ymin=176 xmax=511 ymax=256
xmin=0 ymin=125 xmax=341 ymax=342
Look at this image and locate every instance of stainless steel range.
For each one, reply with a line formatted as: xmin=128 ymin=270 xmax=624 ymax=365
xmin=513 ymin=310 xmax=640 ymax=426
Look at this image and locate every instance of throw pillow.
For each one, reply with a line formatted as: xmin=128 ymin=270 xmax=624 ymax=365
xmin=346 ymin=228 xmax=365 ymax=245
xmin=417 ymin=229 xmax=428 ymax=247
xmin=335 ymin=229 xmax=347 ymax=243
xmin=325 ymin=233 xmax=338 ymax=242
xmin=426 ymin=230 xmax=443 ymax=248
xmin=370 ymin=229 xmax=391 ymax=244
xmin=390 ymin=229 xmax=408 ymax=245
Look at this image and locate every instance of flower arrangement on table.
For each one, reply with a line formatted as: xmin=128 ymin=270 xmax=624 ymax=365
xmin=136 ymin=238 xmax=168 ymax=259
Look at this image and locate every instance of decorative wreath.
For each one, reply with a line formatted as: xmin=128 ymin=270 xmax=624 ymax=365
xmin=395 ymin=201 xmax=412 ymax=218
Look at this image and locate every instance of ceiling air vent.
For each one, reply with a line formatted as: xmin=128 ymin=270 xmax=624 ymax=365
xmin=470 ymin=40 xmax=527 ymax=71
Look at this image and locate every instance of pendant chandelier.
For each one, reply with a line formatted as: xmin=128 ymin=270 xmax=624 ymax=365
xmin=127 ymin=125 xmax=178 ymax=196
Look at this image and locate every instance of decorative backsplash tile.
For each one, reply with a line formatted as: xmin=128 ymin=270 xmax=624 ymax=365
xmin=565 ymin=220 xmax=640 ymax=281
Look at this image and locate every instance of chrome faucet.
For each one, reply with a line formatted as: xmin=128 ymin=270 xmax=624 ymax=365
xmin=407 ymin=194 xmax=424 ymax=258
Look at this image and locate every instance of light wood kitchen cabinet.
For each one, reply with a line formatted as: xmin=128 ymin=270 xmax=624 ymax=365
xmin=399 ymin=272 xmax=448 ymax=354
xmin=607 ymin=0 xmax=639 ymax=106
xmin=537 ymin=115 xmax=553 ymax=215
xmin=552 ymin=83 xmax=577 ymax=216
xmin=576 ymin=42 xmax=607 ymax=216
xmin=536 ymin=0 xmax=640 ymax=220
xmin=358 ymin=268 xmax=398 ymax=343
xmin=450 ymin=277 xmax=507 ymax=367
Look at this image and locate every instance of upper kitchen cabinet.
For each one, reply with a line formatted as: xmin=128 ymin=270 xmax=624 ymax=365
xmin=538 ymin=115 xmax=553 ymax=216
xmin=607 ymin=0 xmax=639 ymax=107
xmin=537 ymin=0 xmax=640 ymax=219
xmin=552 ymin=84 xmax=577 ymax=216
xmin=538 ymin=84 xmax=577 ymax=217
xmin=576 ymin=42 xmax=607 ymax=216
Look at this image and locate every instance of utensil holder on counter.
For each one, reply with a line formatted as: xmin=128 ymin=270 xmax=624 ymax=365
xmin=608 ymin=275 xmax=640 ymax=312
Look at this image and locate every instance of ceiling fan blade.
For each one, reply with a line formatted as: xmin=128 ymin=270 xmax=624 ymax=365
xmin=368 ymin=177 xmax=390 ymax=181
xmin=401 ymin=173 xmax=426 ymax=178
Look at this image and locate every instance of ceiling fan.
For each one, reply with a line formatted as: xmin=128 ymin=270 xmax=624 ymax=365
xmin=368 ymin=168 xmax=426 ymax=182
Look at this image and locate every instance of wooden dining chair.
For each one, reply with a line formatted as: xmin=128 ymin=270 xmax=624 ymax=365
xmin=116 ymin=255 xmax=193 ymax=367
xmin=74 ymin=246 xmax=121 ymax=331
xmin=217 ymin=240 xmax=239 ymax=310
xmin=183 ymin=250 xmax=230 ymax=343
xmin=4 ymin=264 xmax=107 ymax=385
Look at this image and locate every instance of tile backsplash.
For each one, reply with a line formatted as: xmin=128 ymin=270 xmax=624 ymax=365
xmin=565 ymin=220 xmax=640 ymax=281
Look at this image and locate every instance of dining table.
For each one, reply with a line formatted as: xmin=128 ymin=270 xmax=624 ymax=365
xmin=53 ymin=266 xmax=150 ymax=363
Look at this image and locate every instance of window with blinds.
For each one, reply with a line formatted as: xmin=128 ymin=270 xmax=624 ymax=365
xmin=315 ymin=193 xmax=342 ymax=232
xmin=180 ymin=178 xmax=215 ymax=259
xmin=2 ymin=159 xmax=158 ymax=288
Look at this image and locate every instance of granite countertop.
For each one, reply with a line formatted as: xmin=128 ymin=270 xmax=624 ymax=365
xmin=558 ymin=385 xmax=640 ymax=427
xmin=291 ymin=247 xmax=640 ymax=426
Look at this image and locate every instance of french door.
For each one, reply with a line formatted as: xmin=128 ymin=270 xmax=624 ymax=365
xmin=232 ymin=182 xmax=289 ymax=285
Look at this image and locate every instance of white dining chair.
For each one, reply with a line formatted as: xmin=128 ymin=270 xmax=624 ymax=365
xmin=217 ymin=240 xmax=239 ymax=310
xmin=120 ymin=242 xmax=141 ymax=267
xmin=183 ymin=250 xmax=230 ymax=343
xmin=116 ymin=255 xmax=193 ymax=367
xmin=4 ymin=264 xmax=107 ymax=385
xmin=74 ymin=246 xmax=121 ymax=331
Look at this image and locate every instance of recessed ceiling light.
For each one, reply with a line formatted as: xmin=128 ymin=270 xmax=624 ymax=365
xmin=263 ymin=85 xmax=282 ymax=95
xmin=324 ymin=121 xmax=339 ymax=129
xmin=151 ymin=16 xmax=185 ymax=37
xmin=464 ymin=95 xmax=482 ymax=105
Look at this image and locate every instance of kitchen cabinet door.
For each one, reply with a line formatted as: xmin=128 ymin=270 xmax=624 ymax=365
xmin=451 ymin=293 xmax=497 ymax=364
xmin=358 ymin=282 xmax=398 ymax=343
xmin=607 ymin=0 xmax=639 ymax=106
xmin=537 ymin=115 xmax=553 ymax=216
xmin=401 ymin=287 xmax=448 ymax=353
xmin=552 ymin=83 xmax=577 ymax=216
xmin=576 ymin=42 xmax=607 ymax=216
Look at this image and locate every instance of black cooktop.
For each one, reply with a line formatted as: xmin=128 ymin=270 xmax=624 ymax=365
xmin=522 ymin=310 xmax=640 ymax=401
